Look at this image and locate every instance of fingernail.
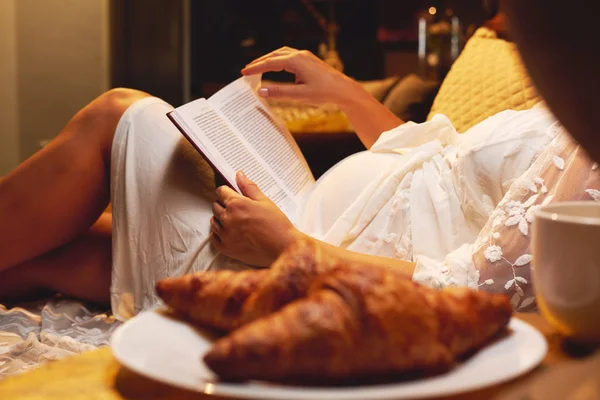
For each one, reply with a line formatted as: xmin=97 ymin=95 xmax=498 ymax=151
xmin=238 ymin=170 xmax=247 ymax=181
xmin=258 ymin=87 xmax=269 ymax=97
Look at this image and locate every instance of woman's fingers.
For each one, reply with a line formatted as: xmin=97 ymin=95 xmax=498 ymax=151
xmin=212 ymin=200 xmax=226 ymax=222
xmin=209 ymin=232 xmax=223 ymax=250
xmin=216 ymin=185 xmax=241 ymax=206
xmin=244 ymin=46 xmax=297 ymax=69
xmin=210 ymin=216 xmax=223 ymax=236
xmin=258 ymin=82 xmax=309 ymax=100
xmin=242 ymin=54 xmax=300 ymax=76
xmin=245 ymin=48 xmax=289 ymax=67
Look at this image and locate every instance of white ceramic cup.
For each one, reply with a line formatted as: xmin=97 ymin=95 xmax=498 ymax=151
xmin=532 ymin=201 xmax=600 ymax=343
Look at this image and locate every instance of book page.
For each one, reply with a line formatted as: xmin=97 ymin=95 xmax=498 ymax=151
xmin=208 ymin=76 xmax=315 ymax=200
xmin=169 ymin=99 xmax=290 ymax=209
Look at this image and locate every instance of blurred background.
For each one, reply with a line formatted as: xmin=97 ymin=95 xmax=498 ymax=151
xmin=0 ymin=0 xmax=493 ymax=177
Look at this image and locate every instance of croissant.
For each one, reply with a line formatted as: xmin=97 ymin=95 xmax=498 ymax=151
xmin=155 ymin=269 xmax=268 ymax=331
xmin=239 ymin=238 xmax=335 ymax=324
xmin=204 ymin=258 xmax=512 ymax=383
xmin=156 ymin=240 xmax=336 ymax=331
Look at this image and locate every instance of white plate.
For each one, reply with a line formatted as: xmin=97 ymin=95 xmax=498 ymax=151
xmin=111 ymin=310 xmax=547 ymax=400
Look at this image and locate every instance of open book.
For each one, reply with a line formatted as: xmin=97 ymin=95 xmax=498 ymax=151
xmin=167 ymin=75 xmax=315 ymax=219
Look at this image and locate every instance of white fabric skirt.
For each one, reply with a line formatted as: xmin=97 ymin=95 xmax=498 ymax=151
xmin=110 ymin=97 xmax=248 ymax=320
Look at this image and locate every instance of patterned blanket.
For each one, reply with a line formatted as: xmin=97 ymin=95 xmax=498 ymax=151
xmin=0 ymin=297 xmax=119 ymax=378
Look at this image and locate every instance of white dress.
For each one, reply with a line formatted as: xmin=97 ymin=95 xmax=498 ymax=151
xmin=109 ymin=98 xmax=600 ymax=320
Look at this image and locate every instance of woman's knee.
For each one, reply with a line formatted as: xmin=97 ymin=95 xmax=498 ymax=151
xmin=92 ymin=88 xmax=152 ymax=127
xmin=99 ymin=88 xmax=151 ymax=113
xmin=65 ymin=88 xmax=152 ymax=151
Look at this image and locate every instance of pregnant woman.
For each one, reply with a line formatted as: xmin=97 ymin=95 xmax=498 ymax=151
xmin=0 ymin=44 xmax=597 ymax=320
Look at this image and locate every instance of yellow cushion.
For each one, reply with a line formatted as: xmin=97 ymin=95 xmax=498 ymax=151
xmin=427 ymin=27 xmax=542 ymax=132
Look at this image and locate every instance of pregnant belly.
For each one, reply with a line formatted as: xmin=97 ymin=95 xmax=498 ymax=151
xmin=297 ymin=150 xmax=401 ymax=236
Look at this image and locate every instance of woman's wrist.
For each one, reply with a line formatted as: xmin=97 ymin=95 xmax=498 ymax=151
xmin=335 ymin=78 xmax=369 ymax=112
xmin=268 ymin=227 xmax=309 ymax=266
xmin=282 ymin=228 xmax=309 ymax=254
xmin=335 ymin=79 xmax=404 ymax=149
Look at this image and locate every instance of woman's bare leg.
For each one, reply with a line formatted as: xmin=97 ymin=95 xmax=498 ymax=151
xmin=0 ymin=212 xmax=113 ymax=305
xmin=0 ymin=88 xmax=149 ymax=273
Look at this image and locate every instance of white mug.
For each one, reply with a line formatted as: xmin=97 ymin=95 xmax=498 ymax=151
xmin=532 ymin=201 xmax=600 ymax=343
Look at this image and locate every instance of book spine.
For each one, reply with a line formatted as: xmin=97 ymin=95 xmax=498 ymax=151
xmin=166 ymin=111 xmax=238 ymax=192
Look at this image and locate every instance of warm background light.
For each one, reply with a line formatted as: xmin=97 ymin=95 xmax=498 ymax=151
xmin=429 ymin=6 xmax=437 ymax=15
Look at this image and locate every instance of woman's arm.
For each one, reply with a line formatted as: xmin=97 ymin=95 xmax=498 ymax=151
xmin=471 ymin=132 xmax=600 ymax=310
xmin=315 ymin=237 xmax=417 ymax=277
xmin=336 ymin=80 xmax=406 ymax=149
xmin=242 ymin=47 xmax=404 ymax=149
xmin=211 ymin=171 xmax=416 ymax=276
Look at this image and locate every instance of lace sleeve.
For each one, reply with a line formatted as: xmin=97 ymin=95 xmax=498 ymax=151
xmin=473 ymin=129 xmax=600 ymax=310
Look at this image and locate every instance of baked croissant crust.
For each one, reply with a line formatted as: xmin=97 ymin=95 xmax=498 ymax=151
xmin=204 ymin=262 xmax=512 ymax=383
xmin=155 ymin=269 xmax=268 ymax=331
xmin=155 ymin=240 xmax=335 ymax=331
xmin=157 ymin=240 xmax=512 ymax=383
